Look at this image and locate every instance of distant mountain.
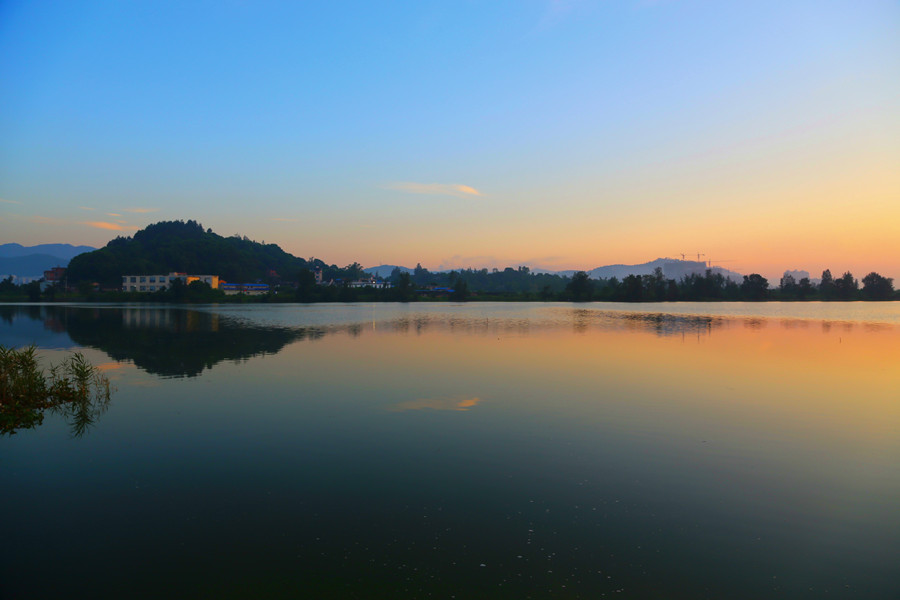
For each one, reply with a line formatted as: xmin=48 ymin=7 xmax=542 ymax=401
xmin=364 ymin=265 xmax=413 ymax=278
xmin=0 ymin=254 xmax=73 ymax=278
xmin=365 ymin=260 xmax=745 ymax=283
xmin=0 ymin=243 xmax=96 ymax=278
xmin=0 ymin=243 xmax=96 ymax=260
xmin=587 ymin=258 xmax=743 ymax=283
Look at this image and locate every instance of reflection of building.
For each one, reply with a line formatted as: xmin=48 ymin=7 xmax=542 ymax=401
xmin=122 ymin=273 xmax=219 ymax=292
xmin=121 ymin=307 xmax=220 ymax=332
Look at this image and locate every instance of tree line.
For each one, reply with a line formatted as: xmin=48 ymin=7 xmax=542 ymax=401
xmin=561 ymin=268 xmax=896 ymax=302
xmin=2 ymin=265 xmax=896 ymax=303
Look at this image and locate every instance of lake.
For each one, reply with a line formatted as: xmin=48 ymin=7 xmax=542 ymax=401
xmin=2 ymin=302 xmax=899 ymax=599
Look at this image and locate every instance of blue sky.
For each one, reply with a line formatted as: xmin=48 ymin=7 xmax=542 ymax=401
xmin=1 ymin=0 xmax=898 ymax=278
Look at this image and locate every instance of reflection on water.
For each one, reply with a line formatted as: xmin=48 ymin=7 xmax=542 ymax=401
xmin=4 ymin=303 xmax=895 ymax=381
xmin=389 ymin=396 xmax=482 ymax=412
xmin=1 ymin=302 xmax=899 ymax=599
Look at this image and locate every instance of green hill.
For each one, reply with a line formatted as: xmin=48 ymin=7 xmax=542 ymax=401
xmin=67 ymin=220 xmax=322 ymax=286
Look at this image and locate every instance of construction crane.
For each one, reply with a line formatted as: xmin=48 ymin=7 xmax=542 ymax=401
xmin=696 ymin=252 xmax=705 ymax=262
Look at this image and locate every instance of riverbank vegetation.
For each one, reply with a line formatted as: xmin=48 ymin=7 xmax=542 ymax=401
xmin=0 ymin=346 xmax=112 ymax=436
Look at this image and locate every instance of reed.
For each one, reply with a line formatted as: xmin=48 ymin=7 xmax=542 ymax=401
xmin=1 ymin=345 xmax=113 ymax=436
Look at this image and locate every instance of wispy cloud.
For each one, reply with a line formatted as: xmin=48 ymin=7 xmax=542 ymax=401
xmin=0 ymin=198 xmax=22 ymax=205
xmin=124 ymin=207 xmax=158 ymax=214
xmin=29 ymin=215 xmax=67 ymax=225
xmin=107 ymin=212 xmax=122 ymax=217
xmin=388 ymin=397 xmax=482 ymax=412
xmin=80 ymin=221 xmax=140 ymax=231
xmin=385 ymin=182 xmax=484 ymax=198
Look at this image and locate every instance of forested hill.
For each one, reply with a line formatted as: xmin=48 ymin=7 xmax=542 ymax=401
xmin=67 ymin=220 xmax=324 ymax=286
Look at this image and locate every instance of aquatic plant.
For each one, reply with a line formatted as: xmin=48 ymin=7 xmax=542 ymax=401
xmin=0 ymin=345 xmax=113 ymax=436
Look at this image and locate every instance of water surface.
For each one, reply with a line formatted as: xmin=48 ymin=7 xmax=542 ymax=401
xmin=2 ymin=302 xmax=898 ymax=598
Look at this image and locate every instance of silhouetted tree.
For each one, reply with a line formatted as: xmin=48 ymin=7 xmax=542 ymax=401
xmin=450 ymin=279 xmax=469 ymax=301
xmin=861 ymin=272 xmax=894 ymax=300
xmin=665 ymin=279 xmax=680 ymax=301
xmin=343 ymin=262 xmax=365 ymax=281
xmin=412 ymin=263 xmax=430 ymax=285
xmin=623 ymin=275 xmax=643 ymax=302
xmin=168 ymin=277 xmax=187 ymax=302
xmin=740 ymin=274 xmax=769 ymax=300
xmin=566 ymin=271 xmax=593 ymax=302
xmin=779 ymin=273 xmax=797 ymax=299
xmin=394 ymin=272 xmax=414 ymax=302
xmin=296 ymin=268 xmax=317 ymax=302
xmin=24 ymin=281 xmax=41 ymax=302
xmin=819 ymin=269 xmax=835 ymax=299
xmin=834 ymin=271 xmax=858 ymax=300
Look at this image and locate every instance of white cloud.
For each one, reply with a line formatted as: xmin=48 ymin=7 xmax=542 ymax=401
xmin=385 ymin=182 xmax=484 ymax=198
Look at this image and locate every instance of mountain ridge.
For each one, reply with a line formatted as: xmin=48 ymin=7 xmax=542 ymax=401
xmin=366 ymin=258 xmax=745 ymax=282
xmin=0 ymin=244 xmax=97 ymax=278
xmin=0 ymin=243 xmax=96 ymax=260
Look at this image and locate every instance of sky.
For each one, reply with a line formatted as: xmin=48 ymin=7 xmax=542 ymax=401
xmin=1 ymin=0 xmax=898 ymax=280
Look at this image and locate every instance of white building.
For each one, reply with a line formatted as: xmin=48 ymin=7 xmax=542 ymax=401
xmin=122 ymin=272 xmax=219 ymax=292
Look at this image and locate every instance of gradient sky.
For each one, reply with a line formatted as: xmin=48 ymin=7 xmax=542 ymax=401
xmin=1 ymin=0 xmax=898 ymax=279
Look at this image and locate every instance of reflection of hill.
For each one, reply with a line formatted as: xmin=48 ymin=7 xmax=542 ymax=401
xmin=5 ymin=305 xmax=882 ymax=379
xmin=14 ymin=306 xmax=314 ymax=378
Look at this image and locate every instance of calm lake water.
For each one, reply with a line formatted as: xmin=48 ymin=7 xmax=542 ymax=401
xmin=2 ymin=302 xmax=899 ymax=599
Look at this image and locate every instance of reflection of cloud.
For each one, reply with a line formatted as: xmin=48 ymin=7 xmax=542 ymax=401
xmin=124 ymin=207 xmax=158 ymax=213
xmin=81 ymin=221 xmax=140 ymax=231
xmin=389 ymin=396 xmax=482 ymax=412
xmin=96 ymin=362 xmax=127 ymax=372
xmin=385 ymin=182 xmax=483 ymax=198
